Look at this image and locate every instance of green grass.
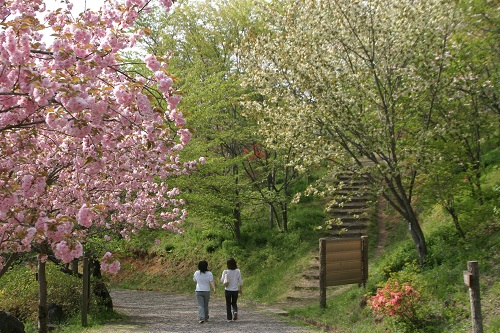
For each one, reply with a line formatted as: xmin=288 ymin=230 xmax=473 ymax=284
xmin=50 ymin=309 xmax=126 ymax=333
xmin=103 ymin=173 xmax=500 ymax=332
xmin=3 ymin=148 xmax=500 ymax=333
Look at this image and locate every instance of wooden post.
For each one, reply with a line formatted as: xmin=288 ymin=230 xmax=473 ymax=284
xmin=82 ymin=257 xmax=90 ymax=327
xmin=464 ymin=261 xmax=483 ymax=333
xmin=319 ymin=238 xmax=327 ymax=309
xmin=38 ymin=260 xmax=48 ymax=333
xmin=361 ymin=236 xmax=368 ymax=288
xmin=71 ymin=259 xmax=79 ymax=275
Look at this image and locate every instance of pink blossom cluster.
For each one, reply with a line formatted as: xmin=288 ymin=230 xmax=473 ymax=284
xmin=100 ymin=252 xmax=121 ymax=275
xmin=0 ymin=0 xmax=199 ymax=274
xmin=369 ymin=281 xmax=420 ymax=319
xmin=53 ymin=241 xmax=84 ymax=263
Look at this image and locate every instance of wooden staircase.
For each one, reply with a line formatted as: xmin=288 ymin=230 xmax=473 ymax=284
xmin=324 ymin=173 xmax=374 ymax=238
xmin=285 ymin=256 xmax=321 ymax=304
xmin=285 ymin=172 xmax=375 ymax=304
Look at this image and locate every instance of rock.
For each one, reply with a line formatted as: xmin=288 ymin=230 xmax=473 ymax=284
xmin=0 ymin=310 xmax=25 ymax=333
xmin=48 ymin=303 xmax=64 ymax=323
xmin=93 ymin=282 xmax=113 ymax=310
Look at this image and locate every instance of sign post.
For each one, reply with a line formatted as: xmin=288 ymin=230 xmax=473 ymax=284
xmin=81 ymin=257 xmax=90 ymax=327
xmin=319 ymin=236 xmax=368 ymax=308
xmin=464 ymin=261 xmax=483 ymax=333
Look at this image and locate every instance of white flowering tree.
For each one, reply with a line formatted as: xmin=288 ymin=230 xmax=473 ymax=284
xmin=0 ymin=0 xmax=203 ymax=331
xmin=243 ymin=0 xmax=463 ymax=265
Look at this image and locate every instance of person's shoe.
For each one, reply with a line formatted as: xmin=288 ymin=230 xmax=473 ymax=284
xmin=233 ymin=312 xmax=238 ymax=321
xmin=227 ymin=319 xmax=232 ymax=322
xmin=199 ymin=320 xmax=204 ymax=324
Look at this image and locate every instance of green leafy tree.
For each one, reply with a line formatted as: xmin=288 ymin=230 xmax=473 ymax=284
xmin=418 ymin=0 xmax=500 ymax=237
xmin=136 ymin=0 xmax=261 ymax=239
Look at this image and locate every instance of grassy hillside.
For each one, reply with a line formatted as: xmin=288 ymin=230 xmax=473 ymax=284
xmin=105 ymin=149 xmax=500 ymax=332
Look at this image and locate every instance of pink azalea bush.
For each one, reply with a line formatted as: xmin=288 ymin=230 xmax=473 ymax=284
xmin=0 ymin=0 xmax=203 ymax=275
xmin=369 ymin=280 xmax=422 ymax=332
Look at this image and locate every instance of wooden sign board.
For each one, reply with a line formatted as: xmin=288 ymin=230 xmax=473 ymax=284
xmin=319 ymin=236 xmax=368 ymax=308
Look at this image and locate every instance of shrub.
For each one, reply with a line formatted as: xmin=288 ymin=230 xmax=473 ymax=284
xmin=0 ymin=264 xmax=38 ymax=322
xmin=369 ymin=280 xmax=421 ymax=332
xmin=221 ymin=239 xmax=244 ymax=258
xmin=0 ymin=261 xmax=82 ymax=325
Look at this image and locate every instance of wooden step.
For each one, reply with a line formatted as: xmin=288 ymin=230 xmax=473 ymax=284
xmin=335 ymin=177 xmax=370 ymax=184
xmin=328 ymin=201 xmax=371 ymax=209
xmin=294 ymin=283 xmax=319 ymax=291
xmin=331 ymin=190 xmax=371 ymax=198
xmin=329 ymin=196 xmax=373 ymax=203
xmin=286 ymin=294 xmax=318 ymax=302
xmin=327 ymin=208 xmax=372 ymax=215
xmin=327 ymin=215 xmax=371 ymax=222
xmin=303 ymin=271 xmax=319 ymax=280
xmin=327 ymin=221 xmax=368 ymax=229
xmin=326 ymin=229 xmax=367 ymax=237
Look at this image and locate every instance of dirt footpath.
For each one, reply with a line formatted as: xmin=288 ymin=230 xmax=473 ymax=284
xmin=84 ymin=289 xmax=321 ymax=333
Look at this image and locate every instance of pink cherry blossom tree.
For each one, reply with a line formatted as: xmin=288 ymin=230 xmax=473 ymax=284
xmin=0 ymin=0 xmax=200 ymax=331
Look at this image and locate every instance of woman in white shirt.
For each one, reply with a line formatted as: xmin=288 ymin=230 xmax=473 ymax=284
xmin=220 ymin=257 xmax=243 ymax=322
xmin=193 ymin=260 xmax=216 ymax=323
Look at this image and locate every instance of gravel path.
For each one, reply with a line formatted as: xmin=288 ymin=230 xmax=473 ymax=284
xmin=86 ymin=289 xmax=321 ymax=333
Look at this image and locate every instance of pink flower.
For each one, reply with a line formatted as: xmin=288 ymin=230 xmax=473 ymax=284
xmin=0 ymin=0 xmax=193 ymax=279
xmin=136 ymin=93 xmax=152 ymax=112
xmin=64 ymin=96 xmax=88 ymax=112
xmin=178 ymin=128 xmax=191 ymax=145
xmin=145 ymin=55 xmax=161 ymax=71
xmin=167 ymin=94 xmax=182 ymax=111
xmin=369 ymin=281 xmax=420 ymax=320
xmin=168 ymin=109 xmax=186 ymax=126
xmin=114 ymin=85 xmax=134 ymax=106
xmin=77 ymin=205 xmax=92 ymax=228
xmin=101 ymin=252 xmax=121 ymax=274
xmin=159 ymin=0 xmax=173 ymax=11
xmin=73 ymin=28 xmax=91 ymax=45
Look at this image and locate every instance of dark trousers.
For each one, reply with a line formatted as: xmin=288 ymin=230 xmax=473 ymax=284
xmin=225 ymin=290 xmax=239 ymax=320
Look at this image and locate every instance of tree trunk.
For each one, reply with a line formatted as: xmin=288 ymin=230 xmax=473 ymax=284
xmin=38 ymin=260 xmax=48 ymax=333
xmin=268 ymin=172 xmax=274 ymax=229
xmin=92 ymin=260 xmax=113 ymax=310
xmin=82 ymin=257 xmax=90 ymax=327
xmin=71 ymin=259 xmax=79 ymax=275
xmin=281 ymin=202 xmax=288 ymax=232
xmin=269 ymin=203 xmax=282 ymax=231
xmin=407 ymin=215 xmax=427 ymax=266
xmin=382 ymin=190 xmax=427 ymax=265
xmin=281 ymin=166 xmax=291 ymax=232
xmin=269 ymin=203 xmax=274 ymax=229
xmin=0 ymin=253 xmax=19 ymax=279
xmin=445 ymin=206 xmax=466 ymax=239
xmin=232 ymin=164 xmax=241 ymax=239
